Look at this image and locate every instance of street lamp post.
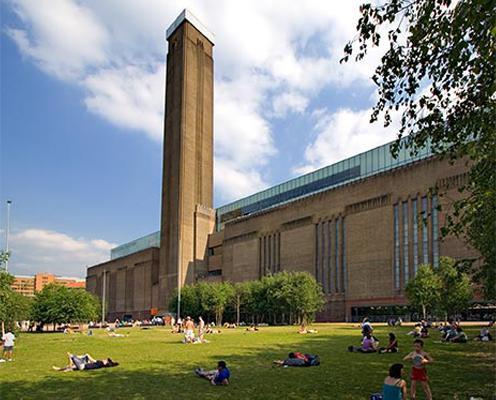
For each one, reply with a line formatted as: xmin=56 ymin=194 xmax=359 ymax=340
xmin=5 ymin=200 xmax=12 ymax=272
xmin=102 ymin=269 xmax=106 ymax=326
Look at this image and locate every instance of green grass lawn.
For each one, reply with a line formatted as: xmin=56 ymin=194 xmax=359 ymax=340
xmin=0 ymin=324 xmax=494 ymax=399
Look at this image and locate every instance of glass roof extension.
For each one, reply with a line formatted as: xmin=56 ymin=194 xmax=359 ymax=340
xmin=216 ymin=138 xmax=433 ymax=228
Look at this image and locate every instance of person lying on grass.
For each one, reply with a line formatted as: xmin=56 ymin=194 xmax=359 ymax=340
xmin=298 ymin=324 xmax=318 ymax=334
xmin=195 ymin=360 xmax=230 ymax=385
xmin=107 ymin=331 xmax=127 ymax=338
xmin=52 ymin=352 xmax=119 ymax=372
xmin=273 ymin=352 xmax=320 ymax=367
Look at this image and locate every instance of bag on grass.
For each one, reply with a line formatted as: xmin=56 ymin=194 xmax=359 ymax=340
xmin=370 ymin=393 xmax=383 ymax=400
xmin=305 ymin=354 xmax=320 ymax=366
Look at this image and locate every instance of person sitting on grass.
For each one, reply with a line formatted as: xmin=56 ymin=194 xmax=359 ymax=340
xmin=474 ymin=327 xmax=493 ymax=341
xmin=449 ymin=327 xmax=468 ymax=343
xmin=382 ymin=363 xmax=408 ymax=400
xmin=195 ymin=360 xmax=230 ymax=385
xmin=379 ymin=333 xmax=399 ymax=354
xmin=53 ymin=352 xmax=119 ymax=372
xmin=349 ymin=333 xmax=378 ymax=353
xmin=407 ymin=324 xmax=422 ymax=337
xmin=273 ymin=352 xmax=320 ymax=367
xmin=246 ymin=325 xmax=259 ymax=332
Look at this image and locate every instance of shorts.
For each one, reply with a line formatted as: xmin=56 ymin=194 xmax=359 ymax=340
xmin=3 ymin=346 xmax=13 ymax=351
xmin=411 ymin=367 xmax=428 ymax=381
xmin=185 ymin=330 xmax=194 ymax=338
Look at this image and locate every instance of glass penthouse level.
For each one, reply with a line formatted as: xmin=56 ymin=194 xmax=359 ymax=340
xmin=110 ymin=138 xmax=434 ymax=259
xmin=216 ymin=138 xmax=433 ymax=229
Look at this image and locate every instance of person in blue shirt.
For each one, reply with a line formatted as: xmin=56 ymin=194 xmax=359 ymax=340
xmin=195 ymin=360 xmax=230 ymax=386
xmin=382 ymin=363 xmax=407 ymax=400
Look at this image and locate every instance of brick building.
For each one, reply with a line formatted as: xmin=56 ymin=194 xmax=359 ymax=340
xmin=86 ymin=10 xmax=477 ymax=322
xmin=11 ymin=273 xmax=85 ymax=297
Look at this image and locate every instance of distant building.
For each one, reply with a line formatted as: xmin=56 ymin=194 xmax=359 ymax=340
xmin=11 ymin=273 xmax=85 ymax=297
xmin=87 ymin=10 xmax=477 ymax=322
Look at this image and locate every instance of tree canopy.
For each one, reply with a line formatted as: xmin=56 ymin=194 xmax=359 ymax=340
xmin=406 ymin=257 xmax=473 ymax=319
xmin=343 ymin=0 xmax=496 ymax=299
xmin=0 ymin=271 xmax=31 ymax=331
xmin=31 ymin=284 xmax=100 ymax=327
xmin=168 ymin=272 xmax=325 ymax=325
xmin=406 ymin=264 xmax=443 ymax=318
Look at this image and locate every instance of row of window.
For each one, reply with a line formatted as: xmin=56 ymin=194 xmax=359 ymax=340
xmin=259 ymin=233 xmax=281 ymax=276
xmin=393 ymin=195 xmax=439 ymax=289
xmin=216 ymin=137 xmax=433 ymax=228
xmin=314 ymin=217 xmax=347 ymax=294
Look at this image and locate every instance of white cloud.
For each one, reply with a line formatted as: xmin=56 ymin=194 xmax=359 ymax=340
xmin=8 ymin=228 xmax=116 ymax=277
xmin=295 ymin=107 xmax=400 ymax=174
xmin=271 ymin=91 xmax=309 ymax=118
xmin=7 ymin=0 xmax=109 ymax=80
xmin=5 ymin=0 xmax=389 ymax=202
xmin=83 ymin=64 xmax=165 ymax=140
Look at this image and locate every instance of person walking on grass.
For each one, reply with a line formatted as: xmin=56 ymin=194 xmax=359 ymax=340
xmin=403 ymin=339 xmax=433 ymax=400
xmin=1 ymin=322 xmax=15 ymax=362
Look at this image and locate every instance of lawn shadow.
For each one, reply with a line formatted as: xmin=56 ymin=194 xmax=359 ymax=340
xmin=1 ymin=325 xmax=494 ymax=400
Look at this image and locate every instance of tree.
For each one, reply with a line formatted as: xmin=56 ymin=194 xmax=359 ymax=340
xmin=232 ymin=282 xmax=252 ymax=325
xmin=286 ymin=272 xmax=326 ymax=324
xmin=343 ymin=0 xmax=496 ymax=299
xmin=198 ymin=282 xmax=234 ymax=326
xmin=0 ymin=271 xmax=31 ymax=331
xmin=168 ymin=284 xmax=202 ymax=319
xmin=436 ymin=257 xmax=474 ymax=319
xmin=406 ymin=264 xmax=443 ymax=319
xmin=31 ymin=284 xmax=100 ymax=328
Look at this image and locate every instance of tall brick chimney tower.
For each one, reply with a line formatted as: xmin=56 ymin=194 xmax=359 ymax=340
xmin=159 ymin=10 xmax=216 ymax=314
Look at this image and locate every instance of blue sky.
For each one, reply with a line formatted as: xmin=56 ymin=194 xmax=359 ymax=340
xmin=0 ymin=0 xmax=399 ymax=277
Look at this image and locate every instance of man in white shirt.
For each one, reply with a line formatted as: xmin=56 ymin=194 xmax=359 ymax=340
xmin=1 ymin=327 xmax=15 ymax=362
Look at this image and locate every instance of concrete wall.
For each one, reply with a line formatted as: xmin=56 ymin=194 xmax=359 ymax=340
xmin=86 ymin=247 xmax=160 ymax=321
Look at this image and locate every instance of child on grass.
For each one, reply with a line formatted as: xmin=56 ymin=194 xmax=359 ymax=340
xmin=403 ymin=339 xmax=433 ymax=400
xmin=1 ymin=323 xmax=15 ymax=362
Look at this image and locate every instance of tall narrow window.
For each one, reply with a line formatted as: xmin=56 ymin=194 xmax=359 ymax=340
xmin=314 ymin=225 xmax=319 ymax=281
xmin=393 ymin=204 xmax=400 ymax=289
xmin=432 ymin=195 xmax=439 ymax=268
xmin=327 ymin=221 xmax=332 ymax=293
xmin=335 ymin=218 xmax=340 ymax=292
xmin=421 ymin=196 xmax=429 ymax=265
xmin=402 ymin=201 xmax=409 ymax=283
xmin=341 ymin=217 xmax=347 ymax=292
xmin=412 ymin=198 xmax=419 ymax=275
xmin=321 ymin=222 xmax=326 ymax=291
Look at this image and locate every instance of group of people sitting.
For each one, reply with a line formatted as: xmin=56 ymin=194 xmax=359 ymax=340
xmin=440 ymin=320 xmax=468 ymax=343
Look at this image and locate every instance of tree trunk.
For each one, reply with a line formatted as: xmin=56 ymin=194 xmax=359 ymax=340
xmin=236 ymin=296 xmax=240 ymax=325
xmin=422 ymin=304 xmax=426 ymax=319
